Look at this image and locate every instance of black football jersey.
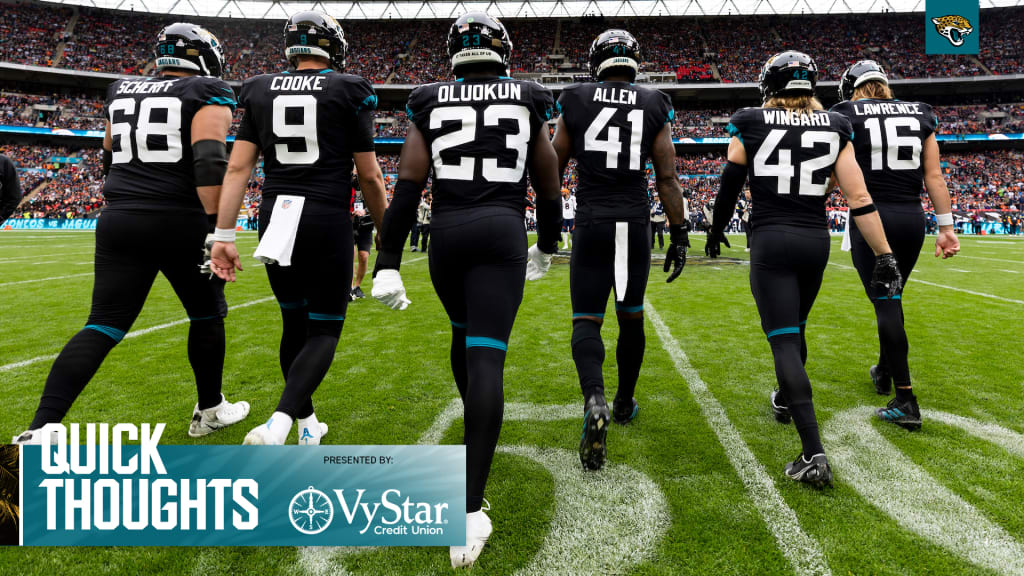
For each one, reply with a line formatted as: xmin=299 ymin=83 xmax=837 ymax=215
xmin=405 ymin=77 xmax=553 ymax=222
xmin=236 ymin=69 xmax=377 ymax=209
xmin=103 ymin=75 xmax=237 ymax=211
xmin=727 ymin=107 xmax=853 ymax=230
xmin=830 ymin=99 xmax=937 ymax=204
xmin=557 ymin=81 xmax=673 ymax=225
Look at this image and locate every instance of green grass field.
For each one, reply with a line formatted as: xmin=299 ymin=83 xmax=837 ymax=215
xmin=1 ymin=230 xmax=1022 ymax=576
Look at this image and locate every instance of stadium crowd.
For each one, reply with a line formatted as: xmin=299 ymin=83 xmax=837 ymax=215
xmin=2 ymin=144 xmax=1020 ymax=228
xmin=3 ymin=4 xmax=1023 ymax=84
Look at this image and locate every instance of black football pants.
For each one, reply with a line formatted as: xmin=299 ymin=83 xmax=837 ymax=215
xmin=850 ymin=202 xmax=925 ymax=389
xmin=428 ymin=211 xmax=526 ymax=513
xmin=749 ymin=225 xmax=830 ymax=457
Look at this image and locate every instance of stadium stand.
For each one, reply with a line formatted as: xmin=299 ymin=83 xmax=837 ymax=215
xmin=5 ymin=4 xmax=1022 ymax=82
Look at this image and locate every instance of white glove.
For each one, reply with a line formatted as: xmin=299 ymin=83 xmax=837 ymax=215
xmin=371 ymin=269 xmax=411 ymax=311
xmin=199 ymin=233 xmax=215 ymax=275
xmin=525 ymin=244 xmax=553 ymax=281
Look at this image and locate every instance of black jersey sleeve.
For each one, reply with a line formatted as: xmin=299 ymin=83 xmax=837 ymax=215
xmin=555 ymin=83 xmax=580 ymax=130
xmin=530 ymin=83 xmax=555 ymax=132
xmin=339 ymin=76 xmax=378 ymax=152
xmin=234 ymin=78 xmax=261 ymax=145
xmin=190 ymin=77 xmax=238 ymax=111
xmin=726 ymin=108 xmax=758 ymax=142
xmin=654 ymin=90 xmax=674 ymax=126
xmin=406 ymin=84 xmax=435 ymax=134
xmin=921 ymin=102 xmax=939 ymax=138
xmin=830 ymin=111 xmax=854 ymax=148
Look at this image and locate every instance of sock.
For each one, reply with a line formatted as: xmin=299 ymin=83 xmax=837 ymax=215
xmin=275 ymin=331 xmax=341 ymax=418
xmin=615 ymin=315 xmax=645 ymax=404
xmin=571 ymin=319 xmax=605 ymax=405
xmin=769 ymin=334 xmax=824 ymax=457
xmin=799 ymin=323 xmax=808 ymax=367
xmin=450 ymin=325 xmax=468 ymax=401
xmin=30 ymin=328 xmax=119 ymax=429
xmin=874 ymin=299 xmax=911 ymax=395
xmin=279 ymin=306 xmax=308 ymax=379
xmin=188 ymin=317 xmax=225 ymax=410
xmin=464 ymin=346 xmax=506 ymax=513
xmin=264 ymin=411 xmax=294 ymax=443
xmin=296 ymin=413 xmax=324 ymax=445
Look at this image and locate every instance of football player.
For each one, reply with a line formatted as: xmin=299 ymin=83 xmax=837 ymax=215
xmin=550 ymin=29 xmax=690 ymax=471
xmin=708 ymin=52 xmax=902 ymax=486
xmin=370 ymin=12 xmax=561 ymax=568
xmin=209 ymin=11 xmax=388 ymax=446
xmin=13 ymin=23 xmax=249 ymax=443
xmin=832 ymin=61 xmax=960 ymax=430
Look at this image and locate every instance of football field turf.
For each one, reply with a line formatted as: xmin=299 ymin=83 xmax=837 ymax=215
xmin=1 ymin=230 xmax=1022 ymax=576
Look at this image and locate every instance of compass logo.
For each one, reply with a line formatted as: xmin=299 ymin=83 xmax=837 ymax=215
xmin=289 ymin=486 xmax=334 ymax=535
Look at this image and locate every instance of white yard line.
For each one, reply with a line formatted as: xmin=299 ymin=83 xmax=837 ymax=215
xmin=0 ymin=251 xmax=93 ymax=263
xmin=645 ymin=299 xmax=831 ymax=576
xmin=911 ymin=279 xmax=1024 ymax=305
xmin=825 ymin=407 xmax=1024 ymax=576
xmin=953 ymin=254 xmax=1024 ymax=265
xmin=0 ymin=297 xmax=276 ymax=373
xmin=0 ymin=272 xmax=92 ymax=286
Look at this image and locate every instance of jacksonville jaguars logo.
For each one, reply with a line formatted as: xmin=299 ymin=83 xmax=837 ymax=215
xmin=931 ymin=15 xmax=974 ymax=47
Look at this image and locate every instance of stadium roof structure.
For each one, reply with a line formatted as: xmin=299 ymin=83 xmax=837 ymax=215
xmin=42 ymin=0 xmax=1024 ymax=20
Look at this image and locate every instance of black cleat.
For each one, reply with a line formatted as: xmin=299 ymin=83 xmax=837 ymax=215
xmin=876 ymin=396 xmax=922 ymax=431
xmin=579 ymin=397 xmax=611 ymax=471
xmin=769 ymin=389 xmax=791 ymax=424
xmin=352 ymin=286 xmax=365 ymax=300
xmin=612 ymin=396 xmax=639 ymax=425
xmin=411 ymin=246 xmax=418 ymax=252
xmin=870 ymin=365 xmax=892 ymax=396
xmin=784 ymin=453 xmax=833 ymax=487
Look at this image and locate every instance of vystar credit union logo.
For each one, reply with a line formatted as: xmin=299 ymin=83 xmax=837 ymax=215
xmin=290 ymin=486 xmax=334 ymax=535
xmin=287 ymin=485 xmax=450 ymax=537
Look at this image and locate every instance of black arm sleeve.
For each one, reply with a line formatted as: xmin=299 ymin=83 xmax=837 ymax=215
xmin=0 ymin=156 xmax=22 ymax=221
xmin=373 ymin=179 xmax=422 ymax=274
xmin=535 ymin=197 xmax=562 ymax=254
xmin=712 ymin=161 xmax=746 ymax=236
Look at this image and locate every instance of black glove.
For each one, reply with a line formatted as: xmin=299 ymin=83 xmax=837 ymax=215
xmin=704 ymin=230 xmax=731 ymax=258
xmin=871 ymin=253 xmax=903 ymax=298
xmin=664 ymin=223 xmax=690 ymax=283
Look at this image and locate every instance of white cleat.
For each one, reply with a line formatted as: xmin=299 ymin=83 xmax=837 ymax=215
xmin=189 ymin=394 xmax=251 ymax=438
xmin=298 ymin=422 xmax=329 ymax=446
xmin=12 ymin=428 xmax=59 ymax=445
xmin=450 ymin=504 xmax=493 ymax=568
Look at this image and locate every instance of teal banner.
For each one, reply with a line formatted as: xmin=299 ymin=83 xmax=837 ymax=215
xmin=21 ymin=440 xmax=465 ymax=546
xmin=926 ymin=0 xmax=979 ymax=55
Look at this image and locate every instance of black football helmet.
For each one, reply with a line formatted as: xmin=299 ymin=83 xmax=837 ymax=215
xmin=758 ymin=51 xmax=818 ymax=102
xmin=155 ymin=23 xmax=225 ymax=77
xmin=284 ymin=11 xmax=348 ymax=70
xmin=838 ymin=60 xmax=889 ymax=101
xmin=589 ymin=29 xmax=641 ymax=82
xmin=447 ymin=12 xmax=512 ymax=77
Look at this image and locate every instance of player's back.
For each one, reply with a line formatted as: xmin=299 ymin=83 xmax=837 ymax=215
xmin=831 ymin=98 xmax=936 ymax=204
xmin=557 ymin=81 xmax=673 ymax=225
xmin=405 ymin=76 xmax=553 ymax=224
xmin=103 ymin=75 xmax=236 ymax=212
xmin=236 ymin=69 xmax=377 ymax=209
xmin=727 ymin=106 xmax=853 ymax=229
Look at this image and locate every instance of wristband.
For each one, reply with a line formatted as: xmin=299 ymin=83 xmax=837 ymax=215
xmin=936 ymin=213 xmax=954 ymax=227
xmin=669 ymin=223 xmax=688 ymax=244
xmin=212 ymin=227 xmax=236 ymax=243
xmin=850 ymin=203 xmax=877 ymax=217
